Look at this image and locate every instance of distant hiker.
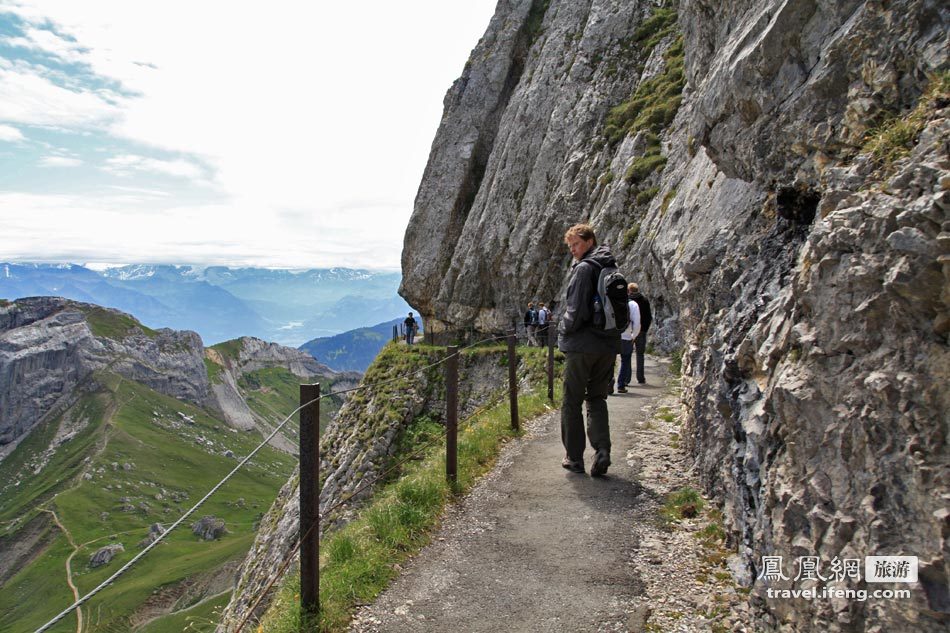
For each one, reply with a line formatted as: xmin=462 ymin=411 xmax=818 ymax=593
xmin=615 ymin=285 xmax=642 ymax=393
xmin=629 ymin=283 xmax=652 ymax=384
xmin=558 ymin=223 xmax=621 ymax=477
xmin=404 ymin=312 xmax=419 ymax=345
xmin=524 ymin=302 xmax=539 ymax=346
xmin=537 ymin=302 xmax=550 ymax=347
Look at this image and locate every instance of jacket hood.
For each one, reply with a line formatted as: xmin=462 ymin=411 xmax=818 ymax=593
xmin=579 ymin=244 xmax=616 ymax=269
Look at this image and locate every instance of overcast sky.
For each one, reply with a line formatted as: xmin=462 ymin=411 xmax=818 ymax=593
xmin=0 ymin=1 xmax=497 ymax=270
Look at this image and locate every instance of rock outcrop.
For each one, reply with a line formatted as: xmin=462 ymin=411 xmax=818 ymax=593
xmin=138 ymin=523 xmax=166 ymax=548
xmin=89 ymin=543 xmax=124 ymax=568
xmin=204 ymin=336 xmax=360 ymax=450
xmin=0 ymin=297 xmax=209 ymax=457
xmin=0 ymin=299 xmax=357 ymax=461
xmin=398 ymin=0 xmax=948 ymax=631
xmin=192 ymin=516 xmax=228 ymax=541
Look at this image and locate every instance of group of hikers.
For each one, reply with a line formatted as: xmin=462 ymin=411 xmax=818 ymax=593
xmin=521 ymin=301 xmax=553 ymax=347
xmin=402 ymin=221 xmax=650 ymax=479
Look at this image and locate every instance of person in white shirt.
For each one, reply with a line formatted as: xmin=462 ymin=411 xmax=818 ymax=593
xmin=615 ymin=285 xmax=642 ymax=393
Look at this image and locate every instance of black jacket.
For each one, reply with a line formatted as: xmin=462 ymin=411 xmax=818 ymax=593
xmin=557 ymin=245 xmax=622 ymax=355
xmin=630 ymin=292 xmax=652 ymax=332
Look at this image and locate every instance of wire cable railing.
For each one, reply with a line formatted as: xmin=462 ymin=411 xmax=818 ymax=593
xmin=232 ymin=433 xmax=449 ymax=633
xmin=231 ymin=389 xmax=513 ymax=633
xmin=34 ymin=331 xmax=549 ymax=633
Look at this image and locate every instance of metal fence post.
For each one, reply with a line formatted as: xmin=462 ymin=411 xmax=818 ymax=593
xmin=445 ymin=346 xmax=458 ymax=484
xmin=507 ymin=330 xmax=519 ymax=431
xmin=547 ymin=320 xmax=555 ymax=401
xmin=299 ymin=383 xmax=320 ymax=621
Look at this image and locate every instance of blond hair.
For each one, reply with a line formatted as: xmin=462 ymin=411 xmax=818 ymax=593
xmin=628 ymin=283 xmax=639 ymax=293
xmin=564 ymin=223 xmax=597 ymax=245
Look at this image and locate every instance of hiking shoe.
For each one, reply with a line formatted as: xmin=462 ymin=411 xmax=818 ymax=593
xmin=561 ymin=457 xmax=584 ymax=473
xmin=617 ymin=386 xmax=628 ymax=393
xmin=590 ymin=449 xmax=611 ymax=477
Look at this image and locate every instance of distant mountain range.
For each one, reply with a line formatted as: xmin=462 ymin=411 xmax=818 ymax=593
xmin=300 ymin=317 xmax=413 ymax=372
xmin=0 ymin=263 xmax=413 ymax=346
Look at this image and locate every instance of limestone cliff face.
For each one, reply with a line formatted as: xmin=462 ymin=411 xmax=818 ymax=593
xmin=401 ymin=0 xmax=948 ymax=630
xmin=0 ymin=297 xmax=209 ymax=456
xmin=0 ymin=299 xmax=357 ymax=461
xmin=205 ymin=337 xmax=360 ymax=444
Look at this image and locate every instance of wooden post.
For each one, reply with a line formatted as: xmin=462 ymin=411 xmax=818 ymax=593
xmin=507 ymin=330 xmax=519 ymax=431
xmin=445 ymin=346 xmax=458 ymax=484
xmin=299 ymin=383 xmax=320 ymax=621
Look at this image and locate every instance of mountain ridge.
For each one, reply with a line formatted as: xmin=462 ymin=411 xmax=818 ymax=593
xmin=0 ymin=263 xmax=412 ymax=346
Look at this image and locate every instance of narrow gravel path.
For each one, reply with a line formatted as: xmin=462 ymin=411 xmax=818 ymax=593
xmin=41 ymin=508 xmax=83 ymax=633
xmin=351 ymin=355 xmax=752 ymax=632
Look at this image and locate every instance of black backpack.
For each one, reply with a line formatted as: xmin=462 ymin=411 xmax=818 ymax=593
xmin=587 ymin=260 xmax=629 ymax=332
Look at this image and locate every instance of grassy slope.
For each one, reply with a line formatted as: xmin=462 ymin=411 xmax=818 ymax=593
xmin=0 ymin=374 xmax=296 ymax=633
xmin=137 ymin=592 xmax=231 ymax=633
xmin=238 ymin=367 xmax=341 ymax=432
xmin=0 ymin=391 xmax=109 ymax=524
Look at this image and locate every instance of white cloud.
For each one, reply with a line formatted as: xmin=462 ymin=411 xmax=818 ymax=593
xmin=0 ymin=65 xmax=121 ymax=127
xmin=6 ymin=26 xmax=86 ymax=64
xmin=39 ymin=155 xmax=82 ymax=167
xmin=107 ymin=184 xmax=170 ymax=197
xmin=103 ymin=153 xmax=207 ymax=180
xmin=0 ymin=124 xmax=24 ymax=142
xmin=0 ymin=1 xmax=499 ymax=268
xmin=0 ymin=191 xmax=403 ymax=269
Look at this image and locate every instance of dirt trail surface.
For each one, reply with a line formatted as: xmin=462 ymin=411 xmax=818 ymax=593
xmin=350 ymin=356 xmax=753 ymax=632
xmin=41 ymin=509 xmax=82 ymax=633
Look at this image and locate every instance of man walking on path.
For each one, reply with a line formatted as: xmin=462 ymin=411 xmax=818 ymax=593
xmin=616 ymin=285 xmax=641 ymax=393
xmin=404 ymin=312 xmax=419 ymax=345
xmin=349 ymin=354 xmax=723 ymax=633
xmin=557 ymin=223 xmax=621 ymax=476
xmin=629 ymin=284 xmax=652 ymax=384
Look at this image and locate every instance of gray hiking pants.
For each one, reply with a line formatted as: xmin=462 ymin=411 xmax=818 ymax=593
xmin=561 ymin=351 xmax=614 ymax=463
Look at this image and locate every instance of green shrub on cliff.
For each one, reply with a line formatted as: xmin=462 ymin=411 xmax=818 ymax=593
xmin=862 ymin=71 xmax=950 ymax=170
xmin=632 ymin=6 xmax=677 ymax=53
xmin=625 ymin=153 xmax=668 ymax=184
xmin=606 ymin=34 xmax=685 ymax=146
xmin=81 ymin=305 xmax=157 ymax=340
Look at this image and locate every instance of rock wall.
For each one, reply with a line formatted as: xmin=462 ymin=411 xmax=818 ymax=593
xmin=399 ymin=0 xmax=948 ymax=630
